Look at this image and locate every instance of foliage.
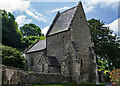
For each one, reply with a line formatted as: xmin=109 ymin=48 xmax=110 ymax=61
xmin=1 ymin=9 xmax=46 ymax=52
xmin=20 ymin=23 xmax=46 ymax=50
xmin=20 ymin=23 xmax=44 ymax=37
xmin=1 ymin=10 xmax=23 ymax=49
xmin=109 ymin=68 xmax=120 ymax=84
xmin=22 ymin=36 xmax=46 ymax=50
xmin=98 ymin=57 xmax=109 ymax=72
xmin=87 ymin=19 xmax=120 ymax=69
xmin=1 ymin=44 xmax=25 ymax=69
xmin=26 ymin=71 xmax=35 ymax=74
xmin=1 ymin=10 xmax=46 ymax=69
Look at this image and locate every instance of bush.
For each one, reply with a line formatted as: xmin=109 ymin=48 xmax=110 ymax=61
xmin=1 ymin=44 xmax=25 ymax=69
xmin=109 ymin=67 xmax=120 ymax=85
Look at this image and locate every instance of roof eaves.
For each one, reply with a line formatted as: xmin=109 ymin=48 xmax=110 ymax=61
xmin=25 ymin=48 xmax=46 ymax=54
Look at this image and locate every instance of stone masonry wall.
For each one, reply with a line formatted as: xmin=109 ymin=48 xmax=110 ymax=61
xmin=25 ymin=50 xmax=49 ymax=73
xmin=47 ymin=31 xmax=71 ymax=76
xmin=69 ymin=2 xmax=97 ymax=83
xmin=22 ymin=73 xmax=70 ymax=84
xmin=1 ymin=66 xmax=25 ymax=85
xmin=1 ymin=66 xmax=70 ymax=85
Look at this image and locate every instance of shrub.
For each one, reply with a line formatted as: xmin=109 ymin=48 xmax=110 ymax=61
xmin=109 ymin=67 xmax=120 ymax=84
xmin=1 ymin=44 xmax=25 ymax=69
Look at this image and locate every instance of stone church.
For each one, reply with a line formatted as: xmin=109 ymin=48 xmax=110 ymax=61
xmin=24 ymin=2 xmax=98 ymax=83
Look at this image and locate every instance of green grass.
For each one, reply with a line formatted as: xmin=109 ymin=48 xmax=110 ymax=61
xmin=34 ymin=85 xmax=63 ymax=86
xmin=34 ymin=82 xmax=99 ymax=86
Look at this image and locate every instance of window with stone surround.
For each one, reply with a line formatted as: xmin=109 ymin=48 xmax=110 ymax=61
xmin=56 ymin=34 xmax=58 ymax=39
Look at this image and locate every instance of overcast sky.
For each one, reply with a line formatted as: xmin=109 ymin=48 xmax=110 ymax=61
xmin=0 ymin=0 xmax=119 ymax=35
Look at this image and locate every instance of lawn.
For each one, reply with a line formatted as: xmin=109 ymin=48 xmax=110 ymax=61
xmin=34 ymin=82 xmax=99 ymax=86
xmin=34 ymin=85 xmax=63 ymax=86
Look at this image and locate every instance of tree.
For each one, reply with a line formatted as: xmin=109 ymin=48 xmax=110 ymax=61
xmin=20 ymin=23 xmax=44 ymax=37
xmin=87 ymin=19 xmax=120 ymax=69
xmin=20 ymin=23 xmax=46 ymax=50
xmin=1 ymin=44 xmax=25 ymax=69
xmin=1 ymin=10 xmax=23 ymax=49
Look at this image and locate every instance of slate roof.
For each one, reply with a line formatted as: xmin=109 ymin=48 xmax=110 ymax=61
xmin=25 ymin=39 xmax=46 ymax=53
xmin=47 ymin=6 xmax=77 ymax=36
xmin=46 ymin=56 xmax=60 ymax=67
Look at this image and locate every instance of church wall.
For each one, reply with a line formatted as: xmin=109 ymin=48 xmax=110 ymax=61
xmin=25 ymin=50 xmax=49 ymax=74
xmin=47 ymin=31 xmax=70 ymax=61
xmin=69 ymin=44 xmax=80 ymax=83
xmin=1 ymin=66 xmax=70 ymax=85
xmin=46 ymin=31 xmax=71 ymax=76
xmin=49 ymin=66 xmax=61 ymax=74
xmin=69 ymin=3 xmax=97 ymax=83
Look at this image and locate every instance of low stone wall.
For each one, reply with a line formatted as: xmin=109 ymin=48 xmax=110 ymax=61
xmin=1 ymin=66 xmax=26 ymax=85
xmin=22 ymin=73 xmax=70 ymax=84
xmin=1 ymin=66 xmax=70 ymax=85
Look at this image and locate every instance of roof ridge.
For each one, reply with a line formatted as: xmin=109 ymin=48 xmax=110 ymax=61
xmin=60 ymin=6 xmax=77 ymax=14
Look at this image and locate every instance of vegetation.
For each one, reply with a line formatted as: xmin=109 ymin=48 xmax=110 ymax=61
xmin=1 ymin=44 xmax=25 ymax=69
xmin=34 ymin=82 xmax=98 ymax=86
xmin=22 ymin=35 xmax=46 ymax=50
xmin=87 ymin=19 xmax=120 ymax=70
xmin=1 ymin=10 xmax=45 ymax=68
xmin=109 ymin=68 xmax=120 ymax=85
xmin=20 ymin=23 xmax=45 ymax=49
xmin=20 ymin=23 xmax=44 ymax=37
xmin=1 ymin=10 xmax=23 ymax=49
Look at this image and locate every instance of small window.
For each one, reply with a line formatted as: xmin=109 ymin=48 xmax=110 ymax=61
xmin=81 ymin=59 xmax=83 ymax=68
xmin=31 ymin=58 xmax=33 ymax=66
xmin=63 ymin=36 xmax=65 ymax=43
xmin=42 ymin=64 xmax=44 ymax=72
xmin=56 ymin=35 xmax=58 ymax=39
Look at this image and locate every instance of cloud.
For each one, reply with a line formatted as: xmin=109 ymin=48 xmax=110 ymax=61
xmin=83 ymin=1 xmax=118 ymax=13
xmin=0 ymin=0 xmax=30 ymax=12
xmin=0 ymin=0 xmax=47 ymax=23
xmin=51 ymin=7 xmax=70 ymax=12
xmin=27 ymin=0 xmax=119 ymax=2
xmin=16 ymin=15 xmax=32 ymax=27
xmin=83 ymin=2 xmax=95 ymax=13
xmin=105 ymin=18 xmax=120 ymax=35
xmin=25 ymin=10 xmax=47 ymax=22
xmin=42 ymin=26 xmax=50 ymax=35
